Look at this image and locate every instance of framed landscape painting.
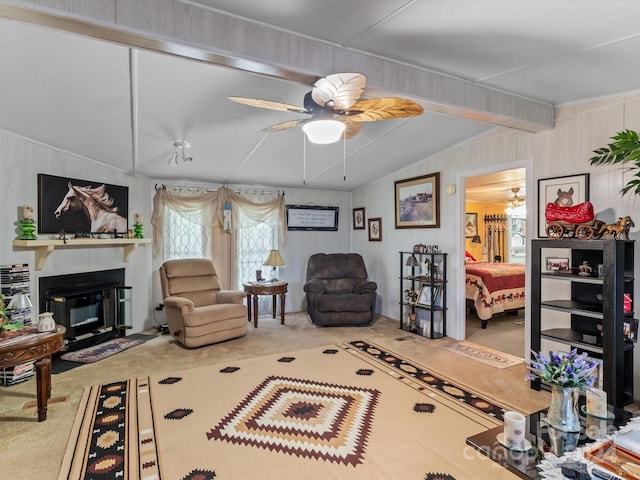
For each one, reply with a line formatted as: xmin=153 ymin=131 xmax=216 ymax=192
xmin=394 ymin=172 xmax=440 ymax=229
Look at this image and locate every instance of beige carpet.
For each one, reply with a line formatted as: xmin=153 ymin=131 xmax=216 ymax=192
xmin=1 ymin=313 xmax=549 ymax=480
xmin=465 ymin=310 xmax=526 ymax=358
xmin=59 ymin=340 xmax=521 ymax=480
xmin=446 ymin=340 xmax=524 ymax=369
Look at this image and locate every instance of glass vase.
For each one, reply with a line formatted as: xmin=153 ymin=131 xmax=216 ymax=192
xmin=545 ymin=384 xmax=581 ymax=455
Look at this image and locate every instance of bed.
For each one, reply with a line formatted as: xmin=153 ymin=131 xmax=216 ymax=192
xmin=465 ymin=261 xmax=526 ymax=328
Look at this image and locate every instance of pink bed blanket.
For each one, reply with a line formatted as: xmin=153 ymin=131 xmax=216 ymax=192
xmin=465 ymin=262 xmax=526 ymax=321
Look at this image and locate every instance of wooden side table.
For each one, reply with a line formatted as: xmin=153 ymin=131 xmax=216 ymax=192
xmin=0 ymin=326 xmax=66 ymax=421
xmin=243 ymin=281 xmax=288 ymax=328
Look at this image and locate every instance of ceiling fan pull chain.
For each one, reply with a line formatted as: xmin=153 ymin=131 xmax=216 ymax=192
xmin=303 ymin=131 xmax=306 ymax=185
xmin=343 ymin=135 xmax=346 ymax=181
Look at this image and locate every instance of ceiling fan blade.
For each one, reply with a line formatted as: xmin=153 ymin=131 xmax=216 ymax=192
xmin=228 ymin=96 xmax=308 ymax=113
xmin=338 ymin=119 xmax=363 ymax=139
xmin=311 ymin=73 xmax=367 ymax=110
xmin=344 ymin=98 xmax=424 ymax=121
xmin=261 ymin=119 xmax=307 ymax=133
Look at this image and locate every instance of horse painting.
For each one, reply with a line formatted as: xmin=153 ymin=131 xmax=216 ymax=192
xmin=54 ymin=182 xmax=127 ymax=233
xmin=554 ymin=187 xmax=574 ymax=207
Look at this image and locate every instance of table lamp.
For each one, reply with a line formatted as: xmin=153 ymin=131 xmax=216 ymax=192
xmin=263 ymin=249 xmax=285 ymax=282
xmin=6 ymin=293 xmax=33 ymax=328
xmin=406 ymin=255 xmax=420 ymax=276
xmin=7 ymin=293 xmax=32 ymax=312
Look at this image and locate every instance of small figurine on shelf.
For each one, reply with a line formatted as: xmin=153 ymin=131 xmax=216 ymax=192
xmin=404 ymin=288 xmax=418 ymax=304
xmin=133 ymin=213 xmax=144 ymax=239
xmin=408 ymin=312 xmax=417 ymax=332
xmin=18 ymin=205 xmax=37 ymax=240
xmin=578 ymin=261 xmax=592 ymax=276
xmin=598 ymin=215 xmax=634 ymax=240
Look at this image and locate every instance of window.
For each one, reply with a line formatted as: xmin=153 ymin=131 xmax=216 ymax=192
xmin=163 ymin=206 xmax=208 ymax=260
xmin=237 ymin=222 xmax=277 ymax=284
xmin=236 ymin=189 xmax=279 ymax=314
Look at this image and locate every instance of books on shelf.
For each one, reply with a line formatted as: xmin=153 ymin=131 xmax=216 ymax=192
xmin=0 ymin=361 xmax=35 ymax=386
xmin=0 ymin=263 xmax=32 ymax=326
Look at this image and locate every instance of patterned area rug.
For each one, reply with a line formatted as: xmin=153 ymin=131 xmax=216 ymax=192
xmin=58 ymin=340 xmax=519 ymax=480
xmin=59 ymin=337 xmax=143 ymax=363
xmin=22 ymin=395 xmax=68 ymax=410
xmin=446 ymin=340 xmax=523 ymax=369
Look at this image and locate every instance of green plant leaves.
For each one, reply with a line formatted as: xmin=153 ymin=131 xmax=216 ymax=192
xmin=589 ymin=129 xmax=640 ymax=196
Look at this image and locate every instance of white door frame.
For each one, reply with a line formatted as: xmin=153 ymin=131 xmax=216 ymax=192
xmin=455 ymin=158 xmax=534 ymax=356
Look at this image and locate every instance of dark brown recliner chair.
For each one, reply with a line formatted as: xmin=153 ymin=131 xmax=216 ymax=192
xmin=304 ymin=253 xmax=377 ymax=326
xmin=159 ymin=258 xmax=248 ymax=348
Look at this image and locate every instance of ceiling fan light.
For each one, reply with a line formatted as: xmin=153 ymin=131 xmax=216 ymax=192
xmin=302 ymin=120 xmax=345 ymax=144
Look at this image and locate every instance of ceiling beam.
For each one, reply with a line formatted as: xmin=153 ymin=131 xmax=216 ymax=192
xmin=0 ymin=0 xmax=554 ymax=132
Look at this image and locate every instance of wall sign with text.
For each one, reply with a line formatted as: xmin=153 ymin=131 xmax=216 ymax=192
xmin=286 ymin=205 xmax=339 ymax=231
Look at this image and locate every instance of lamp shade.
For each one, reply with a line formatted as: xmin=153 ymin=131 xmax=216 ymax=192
xmin=302 ymin=120 xmax=345 ymax=144
xmin=263 ymin=249 xmax=286 ymax=267
xmin=7 ymin=293 xmax=32 ymax=310
xmin=406 ymin=255 xmax=419 ymax=267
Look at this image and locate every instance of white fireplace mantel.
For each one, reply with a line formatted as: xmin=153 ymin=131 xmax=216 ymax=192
xmin=12 ymin=238 xmax=151 ymax=270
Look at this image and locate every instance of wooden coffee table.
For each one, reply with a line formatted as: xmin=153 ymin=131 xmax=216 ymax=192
xmin=243 ymin=281 xmax=288 ymax=328
xmin=0 ymin=325 xmax=66 ymax=421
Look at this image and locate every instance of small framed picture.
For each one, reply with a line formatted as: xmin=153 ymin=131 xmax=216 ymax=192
xmin=546 ymin=257 xmax=570 ymax=271
xmin=353 ymin=207 xmax=365 ymax=230
xmin=417 ymin=285 xmax=440 ymax=307
xmin=368 ymin=217 xmax=382 ymax=241
xmin=431 ymin=286 xmax=443 ymax=307
xmin=624 ymin=319 xmax=638 ymax=343
xmin=465 ymin=212 xmax=478 ymax=238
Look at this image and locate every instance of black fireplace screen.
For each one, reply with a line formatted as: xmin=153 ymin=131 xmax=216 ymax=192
xmin=39 ymin=269 xmax=125 ymax=339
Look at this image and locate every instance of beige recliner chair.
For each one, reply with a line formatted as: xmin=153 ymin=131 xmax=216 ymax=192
xmin=159 ymin=258 xmax=248 ymax=348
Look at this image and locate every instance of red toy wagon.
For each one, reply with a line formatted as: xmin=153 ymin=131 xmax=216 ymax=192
xmin=544 ymin=201 xmax=603 ymax=239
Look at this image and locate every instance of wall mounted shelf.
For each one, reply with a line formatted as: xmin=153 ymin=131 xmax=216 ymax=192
xmin=12 ymin=238 xmax=151 ymax=270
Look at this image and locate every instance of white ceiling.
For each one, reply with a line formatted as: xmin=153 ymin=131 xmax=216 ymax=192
xmin=1 ymin=1 xmax=640 ymax=193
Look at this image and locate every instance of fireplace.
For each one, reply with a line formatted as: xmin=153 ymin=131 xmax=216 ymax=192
xmin=38 ymin=269 xmax=131 ymax=349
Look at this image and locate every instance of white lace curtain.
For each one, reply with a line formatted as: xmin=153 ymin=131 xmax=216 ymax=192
xmin=151 ymin=186 xmax=286 ymax=288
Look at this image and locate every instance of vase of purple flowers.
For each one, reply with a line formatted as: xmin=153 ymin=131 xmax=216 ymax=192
xmin=526 ymin=349 xmax=599 ymax=455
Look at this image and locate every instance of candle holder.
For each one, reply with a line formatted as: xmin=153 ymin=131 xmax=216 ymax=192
xmin=133 ymin=214 xmax=144 ymax=239
xmin=133 ymin=223 xmax=144 ymax=239
xmin=19 ymin=219 xmax=37 ymax=240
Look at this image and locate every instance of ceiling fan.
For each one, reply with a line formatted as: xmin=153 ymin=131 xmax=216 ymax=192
xmin=228 ymin=73 xmax=424 ymax=143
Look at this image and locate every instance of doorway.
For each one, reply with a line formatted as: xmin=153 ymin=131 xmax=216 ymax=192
xmin=463 ymin=167 xmax=527 ymax=358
